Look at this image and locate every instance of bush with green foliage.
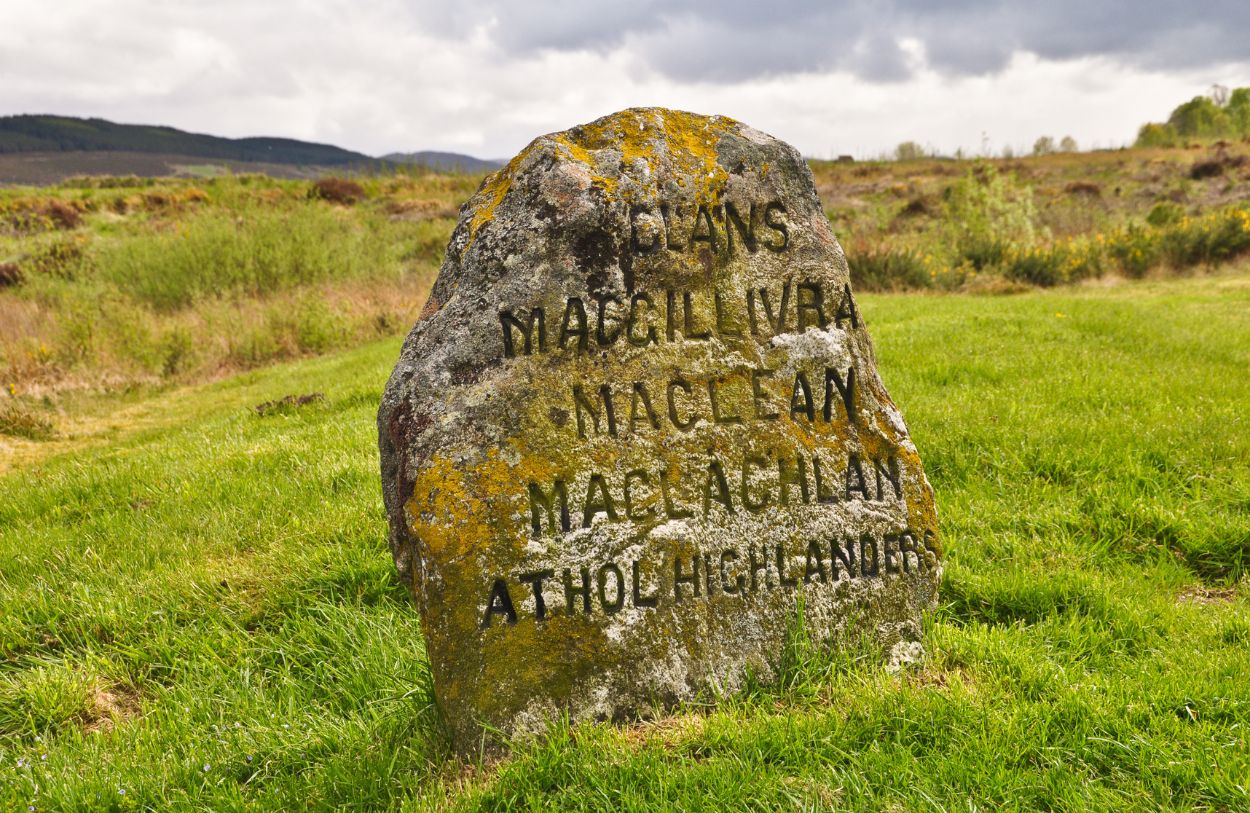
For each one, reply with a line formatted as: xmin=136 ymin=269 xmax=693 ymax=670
xmin=845 ymin=247 xmax=932 ymax=290
xmin=1137 ymin=87 xmax=1250 ymax=146
xmin=894 ymin=141 xmax=927 ymax=161
xmin=1146 ymin=201 xmax=1184 ymax=227
xmin=941 ymin=164 xmax=1043 ymax=270
xmin=1136 ymin=122 xmax=1180 ymax=148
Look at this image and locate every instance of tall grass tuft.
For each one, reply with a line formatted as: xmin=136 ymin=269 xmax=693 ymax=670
xmin=94 ymin=204 xmax=408 ymax=311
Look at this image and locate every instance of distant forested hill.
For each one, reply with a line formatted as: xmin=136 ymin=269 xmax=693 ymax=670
xmin=0 ymin=115 xmax=379 ymax=166
xmin=382 ymin=151 xmax=502 ymax=172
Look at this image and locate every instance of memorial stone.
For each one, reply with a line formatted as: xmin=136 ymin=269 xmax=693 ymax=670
xmin=378 ymin=108 xmax=941 ymax=755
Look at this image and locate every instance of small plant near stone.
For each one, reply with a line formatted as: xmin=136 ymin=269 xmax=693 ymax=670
xmin=0 ymin=398 xmax=55 ymax=440
xmin=845 ymin=246 xmax=932 ymax=290
xmin=309 ymin=177 xmax=365 ymax=205
xmin=0 ymin=261 xmax=22 ymax=287
xmin=253 ymin=392 xmax=325 ymax=417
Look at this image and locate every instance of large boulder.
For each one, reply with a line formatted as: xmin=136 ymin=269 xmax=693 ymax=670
xmin=378 ymin=108 xmax=941 ymax=755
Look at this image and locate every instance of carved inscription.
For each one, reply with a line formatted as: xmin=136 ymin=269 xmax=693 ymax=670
xmin=486 ymin=274 xmax=932 ymax=624
xmin=499 ymin=280 xmax=860 ymax=358
xmin=628 ymin=199 xmax=790 ymax=255
xmin=482 ymin=529 xmax=940 ymax=627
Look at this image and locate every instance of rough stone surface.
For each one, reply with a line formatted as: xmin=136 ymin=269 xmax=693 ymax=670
xmin=378 ymin=108 xmax=941 ymax=755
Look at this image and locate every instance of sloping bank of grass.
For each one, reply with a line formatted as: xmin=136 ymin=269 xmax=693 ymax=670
xmin=1 ymin=274 xmax=1248 ymax=810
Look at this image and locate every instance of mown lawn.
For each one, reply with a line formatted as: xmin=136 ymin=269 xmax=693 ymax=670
xmin=2 ymin=273 xmax=1248 ymax=811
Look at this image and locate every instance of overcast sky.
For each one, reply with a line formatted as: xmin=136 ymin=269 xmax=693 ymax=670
xmin=3 ymin=1 xmax=1249 ymax=160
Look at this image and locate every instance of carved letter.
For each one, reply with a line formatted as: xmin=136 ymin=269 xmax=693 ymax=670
xmin=500 ymin=308 xmax=546 ymax=357
xmin=481 ymin=578 xmax=517 ymax=627
xmin=528 ymin=480 xmax=570 ymax=536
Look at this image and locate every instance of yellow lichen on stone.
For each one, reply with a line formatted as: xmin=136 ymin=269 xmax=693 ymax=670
xmin=463 ymin=147 xmax=529 ymax=248
xmin=561 ymin=108 xmax=737 ymax=204
xmin=404 ymin=452 xmax=518 ymax=563
xmin=464 ymin=109 xmax=740 ymax=247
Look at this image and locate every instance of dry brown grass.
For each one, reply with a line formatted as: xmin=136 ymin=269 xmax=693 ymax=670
xmin=310 ymin=177 xmax=366 ymax=205
xmin=0 ymin=261 xmax=21 ymax=287
xmin=1177 ymin=584 xmax=1241 ymax=605
xmin=80 ymin=683 xmax=143 ymax=734
xmin=385 ymin=197 xmax=458 ymax=221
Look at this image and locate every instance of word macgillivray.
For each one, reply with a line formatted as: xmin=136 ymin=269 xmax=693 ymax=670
xmin=499 ymin=279 xmax=860 ymax=359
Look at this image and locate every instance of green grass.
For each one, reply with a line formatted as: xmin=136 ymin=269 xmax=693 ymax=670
xmin=6 ymin=143 xmax=1250 ymax=399
xmin=820 ymin=141 xmax=1250 ymax=291
xmin=0 ymin=172 xmax=469 ymax=391
xmin=94 ymin=204 xmax=418 ymax=311
xmin=2 ymin=274 xmax=1249 ymax=810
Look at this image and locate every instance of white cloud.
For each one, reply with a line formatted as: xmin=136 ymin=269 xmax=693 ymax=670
xmin=1 ymin=1 xmax=1248 ymax=160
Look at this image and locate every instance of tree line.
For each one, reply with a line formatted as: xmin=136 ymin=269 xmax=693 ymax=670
xmin=1136 ymin=85 xmax=1250 ymax=147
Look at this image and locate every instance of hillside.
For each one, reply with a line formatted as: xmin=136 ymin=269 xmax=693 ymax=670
xmin=0 ymin=115 xmax=377 ymax=167
xmin=382 ymin=150 xmax=502 ymax=172
xmin=0 ymin=151 xmax=378 ymax=186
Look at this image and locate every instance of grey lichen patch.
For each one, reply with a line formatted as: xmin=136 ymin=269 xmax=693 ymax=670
xmin=378 ymin=107 xmax=941 ymax=757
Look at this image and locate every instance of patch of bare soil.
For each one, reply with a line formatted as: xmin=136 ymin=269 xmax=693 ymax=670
xmin=80 ymin=683 xmax=143 ymax=734
xmin=1178 ymin=585 xmax=1239 ymax=605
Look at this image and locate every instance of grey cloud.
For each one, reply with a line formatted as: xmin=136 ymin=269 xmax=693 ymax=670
xmin=439 ymin=0 xmax=1250 ymax=82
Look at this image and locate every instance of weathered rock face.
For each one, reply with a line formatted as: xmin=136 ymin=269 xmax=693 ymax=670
xmin=379 ymin=108 xmax=941 ymax=755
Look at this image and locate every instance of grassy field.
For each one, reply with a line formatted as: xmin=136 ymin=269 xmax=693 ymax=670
xmin=2 ymin=272 xmax=1248 ymax=811
xmin=4 ymin=141 xmax=1250 ymax=419
xmin=0 ymin=171 xmax=469 ymax=407
xmin=815 ymin=142 xmax=1250 ymax=290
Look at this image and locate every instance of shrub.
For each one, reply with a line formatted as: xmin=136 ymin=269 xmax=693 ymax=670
xmin=1002 ymin=240 xmax=1102 ymax=287
xmin=0 ymin=400 xmax=55 ymax=440
xmin=3 ymin=198 xmax=83 ymax=233
xmin=1106 ymin=225 xmax=1161 ymax=278
xmin=1136 ymin=123 xmax=1179 ymax=148
xmin=309 ymin=177 xmax=365 ymax=205
xmin=25 ymin=234 xmax=90 ymax=280
xmin=1003 ymin=246 xmax=1067 ymax=287
xmin=61 ymin=175 xmax=155 ymax=189
xmin=1161 ymin=205 xmax=1250 ymax=268
xmin=1064 ymin=181 xmax=1101 ymax=197
xmin=0 ymin=262 xmax=21 ymax=288
xmin=42 ymin=200 xmax=82 ymax=229
xmin=942 ymin=164 xmax=1043 ymax=270
xmin=160 ymin=328 xmax=194 ymax=377
xmin=1190 ymin=160 xmax=1225 ymax=180
xmin=894 ymin=141 xmax=927 ymax=161
xmin=1146 ymin=202 xmax=1184 ymax=228
xmin=845 ymin=247 xmax=931 ymax=291
xmin=896 ymin=197 xmax=932 ymax=218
